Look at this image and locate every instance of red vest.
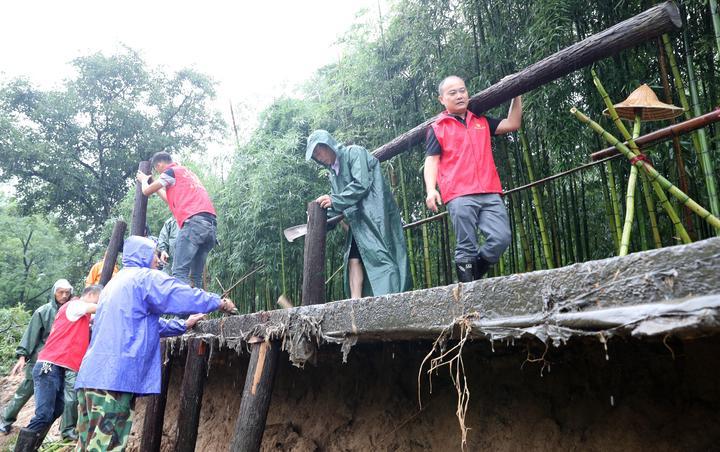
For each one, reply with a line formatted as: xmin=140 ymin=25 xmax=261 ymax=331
xmin=431 ymin=111 xmax=503 ymax=203
xmin=164 ymin=163 xmax=217 ymax=228
xmin=37 ymin=303 xmax=91 ymax=372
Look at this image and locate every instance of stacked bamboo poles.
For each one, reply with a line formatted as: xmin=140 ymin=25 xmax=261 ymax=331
xmin=591 ymin=73 xmax=691 ymax=246
xmin=571 ymin=108 xmax=720 ymax=232
xmin=662 ymin=34 xmax=720 ymax=231
xmin=518 ymin=128 xmax=554 ymax=269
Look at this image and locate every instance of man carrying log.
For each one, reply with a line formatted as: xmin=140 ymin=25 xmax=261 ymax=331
xmin=0 ymin=280 xmax=78 ymax=439
xmin=424 ymin=76 xmax=522 ymax=281
xmin=306 ymin=130 xmax=412 ymax=298
xmin=136 ymin=152 xmax=217 ymax=288
xmin=73 ymin=236 xmax=236 ymax=451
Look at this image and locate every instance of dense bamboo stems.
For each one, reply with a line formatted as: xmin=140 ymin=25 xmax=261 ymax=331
xmin=658 ymin=38 xmax=694 ymax=236
xmin=606 ymin=162 xmax=624 ymax=252
xmin=662 ymin=34 xmax=720 ymax=231
xmin=421 ymin=222 xmax=432 ymax=288
xmin=397 ymin=157 xmax=417 ymax=288
xmin=571 ymin=109 xmax=720 ymax=231
xmin=682 ymin=30 xmax=720 ymax=232
xmin=710 ymin=0 xmax=720 ymax=62
xmin=518 ymin=129 xmax=554 ymax=268
xmin=600 ymin=167 xmax=620 ymax=252
xmin=502 ymin=141 xmax=533 ymax=271
xmin=591 ymin=70 xmax=689 ymax=244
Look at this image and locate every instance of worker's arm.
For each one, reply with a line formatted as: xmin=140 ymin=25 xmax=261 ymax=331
xmin=424 ymin=155 xmax=442 ymax=213
xmin=495 ymin=96 xmax=522 ymax=135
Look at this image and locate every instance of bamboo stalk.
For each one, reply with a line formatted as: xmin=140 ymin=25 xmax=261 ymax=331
xmin=591 ymin=70 xmax=689 ymax=244
xmin=618 ymin=116 xmax=642 ymax=256
xmin=571 ymin=108 xmax=720 ymax=231
xmin=397 ymin=157 xmax=417 ymax=288
xmin=710 ymin=0 xmax=720 ymax=67
xmin=607 ymin=162 xmax=624 ymax=252
xmin=421 ymin=222 xmax=432 ymax=288
xmin=600 ymin=166 xmax=620 ymax=252
xmin=519 ymin=129 xmax=554 ymax=269
xmin=663 ymin=34 xmax=720 ymax=232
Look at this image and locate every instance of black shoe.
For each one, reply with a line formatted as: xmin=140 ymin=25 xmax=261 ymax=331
xmin=13 ymin=428 xmax=42 ymax=452
xmin=0 ymin=422 xmax=12 ymax=435
xmin=62 ymin=430 xmax=78 ymax=441
xmin=473 ymin=256 xmax=491 ymax=280
xmin=455 ymin=261 xmax=475 ymax=283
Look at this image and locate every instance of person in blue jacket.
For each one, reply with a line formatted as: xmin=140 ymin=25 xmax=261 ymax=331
xmin=73 ymin=236 xmax=236 ymax=451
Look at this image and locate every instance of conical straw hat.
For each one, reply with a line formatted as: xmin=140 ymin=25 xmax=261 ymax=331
xmin=603 ymin=84 xmax=684 ymax=121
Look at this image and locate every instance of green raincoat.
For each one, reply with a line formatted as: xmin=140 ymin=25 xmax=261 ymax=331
xmin=306 ymin=130 xmax=412 ymax=297
xmin=16 ymin=298 xmax=61 ymax=378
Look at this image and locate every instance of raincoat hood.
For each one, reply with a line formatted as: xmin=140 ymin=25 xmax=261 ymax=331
xmin=306 ymin=129 xmax=340 ymax=165
xmin=52 ymin=279 xmax=73 ymax=296
xmin=122 ymin=235 xmax=156 ymax=269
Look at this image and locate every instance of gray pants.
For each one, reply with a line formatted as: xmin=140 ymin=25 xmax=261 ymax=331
xmin=173 ymin=215 xmax=216 ymax=288
xmin=447 ymin=193 xmax=511 ymax=264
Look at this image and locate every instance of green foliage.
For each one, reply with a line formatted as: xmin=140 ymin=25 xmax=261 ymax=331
xmin=0 ymin=197 xmax=84 ymax=310
xmin=0 ymin=47 xmax=225 ymax=243
xmin=0 ymin=305 xmax=31 ymax=375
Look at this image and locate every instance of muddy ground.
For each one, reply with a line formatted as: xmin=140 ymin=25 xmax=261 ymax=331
xmin=126 ymin=334 xmax=720 ymax=451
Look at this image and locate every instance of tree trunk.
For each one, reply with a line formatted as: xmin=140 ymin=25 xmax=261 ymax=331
xmin=174 ymin=338 xmax=210 ymax=452
xmin=302 ymin=202 xmax=327 ymax=306
xmin=140 ymin=341 xmax=173 ymax=452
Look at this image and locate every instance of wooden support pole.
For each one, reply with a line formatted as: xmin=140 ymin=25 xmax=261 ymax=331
xmin=140 ymin=341 xmax=173 ymax=452
xmin=99 ymin=220 xmax=126 ymax=286
xmin=131 ymin=161 xmax=152 ymax=236
xmin=302 ymin=202 xmax=327 ymax=306
xmin=230 ymin=339 xmax=281 ymax=452
xmin=371 ymin=1 xmax=681 ymax=162
xmin=173 ymin=338 xmax=210 ymax=452
xmin=591 ymin=108 xmax=720 ymax=160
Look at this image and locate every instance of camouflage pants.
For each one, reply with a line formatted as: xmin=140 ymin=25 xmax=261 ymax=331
xmin=75 ymin=389 xmax=135 ymax=452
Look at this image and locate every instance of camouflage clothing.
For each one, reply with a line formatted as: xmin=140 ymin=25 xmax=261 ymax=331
xmin=75 ymin=389 xmax=134 ymax=452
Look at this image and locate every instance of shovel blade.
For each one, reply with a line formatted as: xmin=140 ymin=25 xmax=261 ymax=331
xmin=283 ymin=223 xmax=307 ymax=242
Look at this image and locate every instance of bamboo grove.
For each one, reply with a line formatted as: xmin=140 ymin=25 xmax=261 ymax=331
xmin=203 ymin=0 xmax=720 ymax=313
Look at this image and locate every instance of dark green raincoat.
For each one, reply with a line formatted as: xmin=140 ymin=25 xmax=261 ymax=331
xmin=306 ymin=130 xmax=412 ymax=297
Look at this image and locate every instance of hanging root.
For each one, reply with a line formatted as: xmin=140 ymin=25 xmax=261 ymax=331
xmin=521 ymin=341 xmax=551 ymax=376
xmin=417 ymin=314 xmax=477 ymax=451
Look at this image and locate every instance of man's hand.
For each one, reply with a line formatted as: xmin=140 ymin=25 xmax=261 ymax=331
xmin=136 ymin=171 xmax=150 ymax=184
xmin=185 ymin=313 xmax=205 ymax=330
xmin=10 ymin=356 xmax=26 ymax=377
xmin=159 ymin=251 xmax=169 ymax=264
xmin=315 ymin=195 xmax=332 ymax=209
xmin=426 ymin=189 xmax=443 ymax=213
xmin=219 ymin=298 xmax=238 ymax=314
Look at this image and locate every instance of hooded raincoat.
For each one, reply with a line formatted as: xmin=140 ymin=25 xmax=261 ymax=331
xmin=75 ymin=236 xmax=221 ymax=396
xmin=306 ymin=130 xmax=411 ymax=297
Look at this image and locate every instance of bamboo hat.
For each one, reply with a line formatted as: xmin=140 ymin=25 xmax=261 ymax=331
xmin=603 ymin=84 xmax=684 ymax=121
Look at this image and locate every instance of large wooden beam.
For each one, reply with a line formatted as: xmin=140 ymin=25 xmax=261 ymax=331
xmin=230 ymin=339 xmax=281 ymax=452
xmin=131 ymin=161 xmax=152 ymax=236
xmin=371 ymin=1 xmax=682 ymax=162
xmin=302 ymin=202 xmax=327 ymax=306
xmin=174 ymin=338 xmax=210 ymax=452
xmin=99 ymin=220 xmax=126 ymax=286
xmin=590 ymin=108 xmax=720 ymax=161
xmin=140 ymin=341 xmax=173 ymax=452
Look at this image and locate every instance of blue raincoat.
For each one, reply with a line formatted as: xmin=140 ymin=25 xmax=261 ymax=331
xmin=75 ymin=236 xmax=221 ymax=395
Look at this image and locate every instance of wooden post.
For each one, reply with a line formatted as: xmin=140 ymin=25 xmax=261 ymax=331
xmin=173 ymin=338 xmax=210 ymax=452
xmin=230 ymin=339 xmax=281 ymax=452
xmin=140 ymin=340 xmax=173 ymax=452
xmin=302 ymin=202 xmax=327 ymax=306
xmin=131 ymin=161 xmax=152 ymax=236
xmin=371 ymin=1 xmax=681 ymax=162
xmin=99 ymin=220 xmax=126 ymax=286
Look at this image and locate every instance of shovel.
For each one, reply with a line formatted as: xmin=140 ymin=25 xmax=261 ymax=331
xmin=283 ymin=214 xmax=344 ymax=242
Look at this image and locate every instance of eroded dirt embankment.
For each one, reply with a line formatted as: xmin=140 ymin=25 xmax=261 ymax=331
xmin=127 ymin=335 xmax=720 ymax=451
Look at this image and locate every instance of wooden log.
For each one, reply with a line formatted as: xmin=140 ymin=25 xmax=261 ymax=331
xmin=140 ymin=340 xmax=173 ymax=452
xmin=230 ymin=339 xmax=281 ymax=452
xmin=99 ymin=220 xmax=126 ymax=286
xmin=173 ymin=338 xmax=210 ymax=452
xmin=590 ymin=107 xmax=720 ymax=160
xmin=371 ymin=1 xmax=682 ymax=163
xmin=302 ymin=202 xmax=327 ymax=306
xmin=131 ymin=161 xmax=152 ymax=236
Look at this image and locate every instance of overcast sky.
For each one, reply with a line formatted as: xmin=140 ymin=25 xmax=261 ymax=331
xmin=0 ymin=0 xmax=383 ymax=163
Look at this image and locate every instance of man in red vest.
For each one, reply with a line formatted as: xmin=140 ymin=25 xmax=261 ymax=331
xmin=424 ymin=75 xmax=522 ymax=282
xmin=137 ymin=152 xmax=217 ymax=288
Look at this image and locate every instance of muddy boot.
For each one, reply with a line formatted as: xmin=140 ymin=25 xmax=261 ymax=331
xmin=13 ymin=428 xmax=42 ymax=452
xmin=473 ymin=256 xmax=491 ymax=280
xmin=455 ymin=261 xmax=475 ymax=283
